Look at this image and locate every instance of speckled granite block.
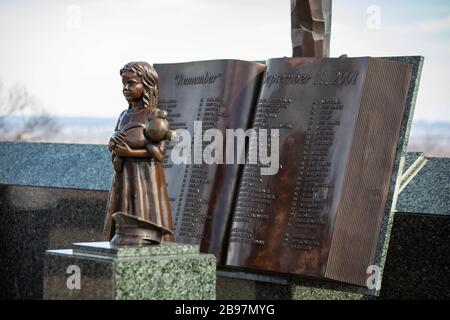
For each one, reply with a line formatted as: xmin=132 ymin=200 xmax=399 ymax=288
xmin=403 ymin=152 xmax=424 ymax=170
xmin=216 ymin=269 xmax=369 ymax=300
xmin=380 ymin=212 xmax=450 ymax=299
xmin=44 ymin=242 xmax=216 ymax=300
xmin=378 ymin=155 xmax=450 ymax=299
xmin=397 ymin=156 xmax=450 ymax=215
xmin=216 ymin=274 xmax=368 ymax=300
xmin=0 ymin=142 xmax=112 ymax=191
xmin=0 ymin=185 xmax=107 ymax=299
xmin=399 ymin=152 xmax=427 ymax=192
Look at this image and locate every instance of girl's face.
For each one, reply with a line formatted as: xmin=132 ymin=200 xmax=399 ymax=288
xmin=122 ymin=71 xmax=144 ymax=103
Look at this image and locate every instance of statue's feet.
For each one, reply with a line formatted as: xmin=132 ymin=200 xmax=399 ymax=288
xmin=110 ymin=233 xmax=158 ymax=246
xmin=110 ymin=211 xmax=173 ymax=246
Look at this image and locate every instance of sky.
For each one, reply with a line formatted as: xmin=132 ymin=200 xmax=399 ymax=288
xmin=0 ymin=0 xmax=449 ymax=121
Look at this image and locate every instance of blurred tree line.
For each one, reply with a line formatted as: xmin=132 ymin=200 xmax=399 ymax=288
xmin=0 ymin=79 xmax=59 ymax=141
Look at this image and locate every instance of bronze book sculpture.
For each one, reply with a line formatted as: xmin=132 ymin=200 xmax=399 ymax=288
xmin=149 ymin=56 xmax=419 ymax=288
xmin=226 ymin=57 xmax=412 ymax=286
xmin=103 ymin=61 xmax=176 ymax=246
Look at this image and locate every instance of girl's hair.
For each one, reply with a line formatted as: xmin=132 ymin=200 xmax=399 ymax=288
xmin=120 ymin=61 xmax=159 ymax=108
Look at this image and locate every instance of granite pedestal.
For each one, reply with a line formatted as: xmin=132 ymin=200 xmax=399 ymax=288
xmin=380 ymin=155 xmax=450 ymax=299
xmin=44 ymin=242 xmax=216 ymax=300
xmin=216 ymin=271 xmax=368 ymax=300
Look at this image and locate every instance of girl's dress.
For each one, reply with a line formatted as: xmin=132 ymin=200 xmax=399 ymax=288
xmin=103 ymin=106 xmax=174 ymax=242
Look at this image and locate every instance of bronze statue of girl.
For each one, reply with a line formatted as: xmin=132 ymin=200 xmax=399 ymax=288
xmin=103 ymin=61 xmax=175 ymax=246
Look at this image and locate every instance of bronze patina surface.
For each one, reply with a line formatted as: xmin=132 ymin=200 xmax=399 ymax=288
xmin=155 ymin=60 xmax=266 ymax=263
xmin=226 ymin=57 xmax=412 ymax=287
xmin=291 ymin=0 xmax=332 ymax=57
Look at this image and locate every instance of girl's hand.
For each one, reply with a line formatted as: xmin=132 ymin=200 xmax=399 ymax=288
xmin=114 ymin=142 xmax=132 ymax=157
xmin=108 ymin=138 xmax=116 ymax=152
xmin=111 ymin=131 xmax=126 ymax=145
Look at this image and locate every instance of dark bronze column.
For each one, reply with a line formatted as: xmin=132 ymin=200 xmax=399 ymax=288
xmin=291 ymin=0 xmax=332 ymax=57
